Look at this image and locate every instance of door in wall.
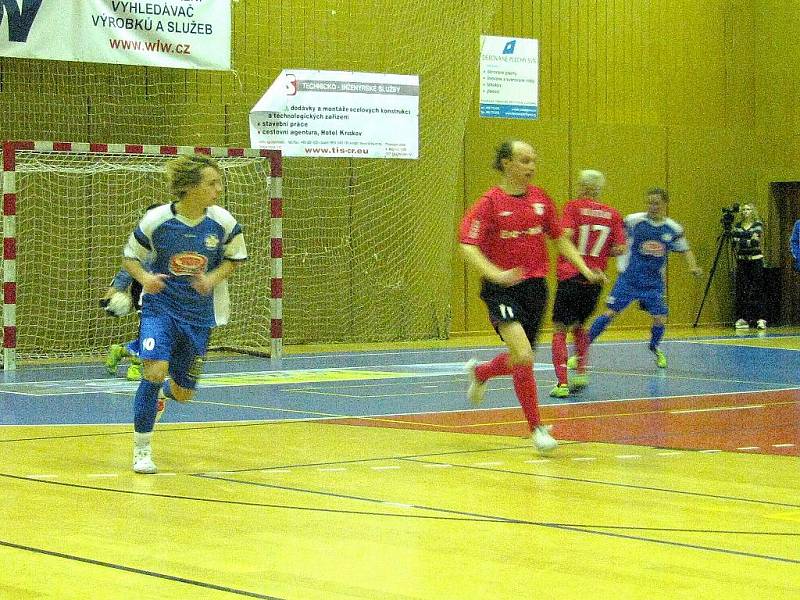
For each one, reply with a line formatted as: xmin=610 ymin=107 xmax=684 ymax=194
xmin=770 ymin=182 xmax=800 ymax=325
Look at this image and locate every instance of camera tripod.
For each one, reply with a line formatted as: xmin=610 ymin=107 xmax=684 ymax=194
xmin=693 ymin=228 xmax=733 ymax=327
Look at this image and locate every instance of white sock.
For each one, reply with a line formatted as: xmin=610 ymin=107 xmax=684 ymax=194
xmin=134 ymin=431 xmax=153 ymax=449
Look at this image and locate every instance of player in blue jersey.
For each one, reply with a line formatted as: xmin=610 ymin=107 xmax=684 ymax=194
xmin=584 ymin=188 xmax=702 ymax=368
xmin=122 ymin=154 xmax=247 ymax=474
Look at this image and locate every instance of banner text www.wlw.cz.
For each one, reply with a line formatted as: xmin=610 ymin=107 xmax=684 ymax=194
xmin=109 ymin=38 xmax=191 ymax=55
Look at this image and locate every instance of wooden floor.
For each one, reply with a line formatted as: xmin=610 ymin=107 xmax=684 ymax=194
xmin=2 ymin=330 xmax=799 ymax=599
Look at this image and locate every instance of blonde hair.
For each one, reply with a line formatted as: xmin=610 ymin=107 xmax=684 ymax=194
xmin=739 ymin=203 xmax=760 ymax=222
xmin=577 ymin=169 xmax=605 ymax=197
xmin=165 ymin=154 xmax=221 ymax=198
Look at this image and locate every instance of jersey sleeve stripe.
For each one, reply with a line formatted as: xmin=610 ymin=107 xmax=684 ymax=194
xmin=133 ymin=228 xmax=152 ymax=251
xmin=225 ymin=223 xmax=243 ymax=244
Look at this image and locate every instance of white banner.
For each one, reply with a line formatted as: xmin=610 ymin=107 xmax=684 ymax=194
xmin=249 ymin=69 xmax=419 ymax=159
xmin=0 ymin=0 xmax=231 ymax=70
xmin=480 ymin=36 xmax=539 ymax=120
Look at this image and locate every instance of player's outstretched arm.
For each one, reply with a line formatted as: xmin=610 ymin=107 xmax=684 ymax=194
xmin=683 ymin=249 xmax=703 ymax=276
xmin=459 ymin=243 xmax=523 ymax=287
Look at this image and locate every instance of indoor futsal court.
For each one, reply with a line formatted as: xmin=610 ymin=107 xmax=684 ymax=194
xmin=1 ymin=329 xmax=798 ymax=599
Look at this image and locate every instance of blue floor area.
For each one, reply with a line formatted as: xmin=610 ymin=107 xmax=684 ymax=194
xmin=2 ymin=336 xmax=798 ymax=427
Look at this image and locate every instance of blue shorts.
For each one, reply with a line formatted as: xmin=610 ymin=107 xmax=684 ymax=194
xmin=125 ymin=338 xmax=140 ymax=358
xmin=605 ymin=277 xmax=667 ymax=316
xmin=138 ymin=313 xmax=211 ymax=389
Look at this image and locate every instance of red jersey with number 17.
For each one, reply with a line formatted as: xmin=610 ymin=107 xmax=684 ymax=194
xmin=459 ymin=185 xmax=563 ymax=279
xmin=556 ymin=197 xmax=625 ymax=281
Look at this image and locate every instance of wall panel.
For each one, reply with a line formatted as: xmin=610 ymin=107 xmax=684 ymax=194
xmin=455 ymin=0 xmax=760 ymax=333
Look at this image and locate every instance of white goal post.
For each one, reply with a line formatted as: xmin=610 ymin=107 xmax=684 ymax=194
xmin=1 ymin=141 xmax=283 ymax=370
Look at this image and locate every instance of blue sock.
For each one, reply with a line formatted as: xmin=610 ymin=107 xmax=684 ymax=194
xmin=161 ymin=379 xmax=176 ymax=400
xmin=649 ymin=324 xmax=665 ymax=352
xmin=134 ymin=380 xmax=161 ymax=433
xmin=588 ymin=314 xmax=612 ymax=343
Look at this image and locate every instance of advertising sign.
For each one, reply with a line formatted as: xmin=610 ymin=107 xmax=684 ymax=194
xmin=0 ymin=0 xmax=231 ymax=70
xmin=480 ymin=36 xmax=539 ymax=119
xmin=250 ymin=69 xmax=419 ymax=159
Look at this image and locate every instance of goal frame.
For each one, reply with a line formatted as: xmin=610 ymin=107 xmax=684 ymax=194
xmin=1 ymin=140 xmax=283 ymax=370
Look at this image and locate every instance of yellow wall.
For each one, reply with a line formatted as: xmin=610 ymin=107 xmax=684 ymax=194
xmin=453 ymin=0 xmax=761 ymax=334
xmin=754 ymin=2 xmax=800 ymax=255
xmin=3 ymin=0 xmax=796 ymax=346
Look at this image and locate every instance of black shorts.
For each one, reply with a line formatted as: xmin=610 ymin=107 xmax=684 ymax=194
xmin=480 ymin=277 xmax=548 ymax=347
xmin=552 ymin=276 xmax=602 ymax=326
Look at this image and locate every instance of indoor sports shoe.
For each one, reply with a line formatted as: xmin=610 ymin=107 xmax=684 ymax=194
xmin=133 ymin=445 xmax=157 ymax=474
xmin=566 ymin=355 xmax=579 ymax=370
xmin=105 ymin=343 xmax=125 ymax=375
xmin=465 ymin=358 xmax=487 ymax=406
xmin=126 ymin=363 xmax=143 ymax=381
xmin=734 ymin=319 xmax=749 ymax=330
xmin=756 ymin=319 xmax=767 ymax=330
xmin=532 ymin=424 xmax=558 ymax=453
xmin=569 ymin=373 xmax=589 ymax=391
xmin=549 ymin=383 xmax=569 ymax=398
xmin=653 ymin=349 xmax=668 ymax=369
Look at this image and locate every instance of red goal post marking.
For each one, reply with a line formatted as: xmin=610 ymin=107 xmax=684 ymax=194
xmin=1 ymin=141 xmax=283 ymax=370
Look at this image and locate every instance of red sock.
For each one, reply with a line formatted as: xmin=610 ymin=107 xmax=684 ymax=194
xmin=573 ymin=326 xmax=589 ymax=373
xmin=551 ymin=331 xmax=568 ymax=385
xmin=475 ymin=352 xmax=512 ymax=382
xmin=512 ymin=364 xmax=540 ymax=430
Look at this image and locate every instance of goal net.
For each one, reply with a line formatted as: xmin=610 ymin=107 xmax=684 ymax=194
xmin=1 ymin=143 xmax=281 ymax=367
xmin=1 ymin=1 xmax=500 ymax=361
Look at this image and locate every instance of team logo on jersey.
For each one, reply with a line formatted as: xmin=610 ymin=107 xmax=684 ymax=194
xmin=661 ymin=233 xmax=673 ymax=242
xmin=500 ymin=226 xmax=543 ymax=239
xmin=204 ymin=234 xmax=220 ymax=249
xmin=498 ymin=211 xmax=513 ymax=217
xmin=170 ymin=252 xmax=208 ymax=276
xmin=640 ymin=240 xmax=666 ymax=257
xmin=532 ymin=203 xmax=544 ymax=215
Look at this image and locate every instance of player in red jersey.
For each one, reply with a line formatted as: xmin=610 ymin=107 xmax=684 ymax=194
xmin=549 ymin=170 xmax=626 ymax=398
xmin=459 ymin=140 xmax=605 ymax=452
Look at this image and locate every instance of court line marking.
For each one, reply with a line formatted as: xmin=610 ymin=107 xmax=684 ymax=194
xmin=397 ymin=457 xmax=800 ymax=509
xmin=2 ymin=394 xmax=797 ymax=459
xmin=4 ymin=471 xmax=797 ymax=539
xmin=671 ymin=404 xmax=765 ymax=414
xmin=0 ymin=538 xmax=284 ymax=599
xmin=196 ymin=474 xmax=800 ymax=564
xmin=10 ymin=335 xmax=799 ymax=375
xmin=1 ymin=340 xmax=701 ymax=375
xmin=5 ymin=356 xmax=800 ymax=397
xmin=0 ymin=472 xmax=504 ymax=523
xmin=4 ymin=470 xmax=800 ymax=569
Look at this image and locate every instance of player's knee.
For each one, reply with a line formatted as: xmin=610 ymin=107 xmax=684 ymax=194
xmin=509 ymin=348 xmax=534 ymax=367
xmin=142 ymin=361 xmax=168 ymax=383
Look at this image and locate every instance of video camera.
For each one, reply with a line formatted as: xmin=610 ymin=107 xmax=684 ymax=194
xmin=720 ymin=203 xmax=740 ymax=230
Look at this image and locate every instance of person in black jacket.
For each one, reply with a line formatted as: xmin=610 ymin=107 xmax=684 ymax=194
xmin=731 ymin=203 xmax=766 ymax=330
